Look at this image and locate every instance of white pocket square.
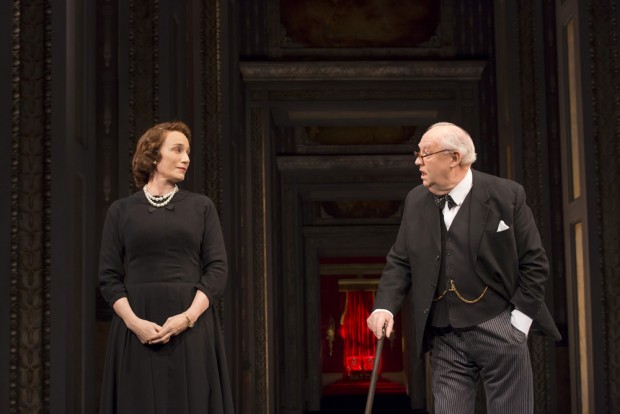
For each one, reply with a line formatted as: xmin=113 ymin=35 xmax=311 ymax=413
xmin=497 ymin=220 xmax=510 ymax=232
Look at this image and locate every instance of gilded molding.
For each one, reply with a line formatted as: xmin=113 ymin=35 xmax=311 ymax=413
xmin=240 ymin=61 xmax=486 ymax=82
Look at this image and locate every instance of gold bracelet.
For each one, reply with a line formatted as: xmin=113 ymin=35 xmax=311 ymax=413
xmin=183 ymin=312 xmax=194 ymax=328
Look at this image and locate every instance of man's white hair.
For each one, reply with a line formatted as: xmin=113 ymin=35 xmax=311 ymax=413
xmin=427 ymin=122 xmax=477 ymax=165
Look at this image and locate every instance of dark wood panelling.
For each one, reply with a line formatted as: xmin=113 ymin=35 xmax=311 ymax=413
xmin=589 ymin=1 xmax=620 ymax=411
xmin=202 ymin=0 xmax=224 ymax=210
xmin=96 ymin=0 xmax=119 ymax=322
xmin=0 ymin=0 xmax=13 ymax=411
xmin=250 ymin=107 xmax=269 ymax=413
xmin=239 ymin=0 xmax=270 ymax=57
xmin=127 ymin=0 xmax=159 ymax=192
xmin=540 ymin=1 xmax=571 ymax=412
xmin=516 ymin=2 xmax=558 ymax=411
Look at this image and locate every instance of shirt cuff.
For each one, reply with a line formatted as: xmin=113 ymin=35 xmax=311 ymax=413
xmin=511 ymin=308 xmax=533 ymax=336
xmin=371 ymin=308 xmax=393 ymax=318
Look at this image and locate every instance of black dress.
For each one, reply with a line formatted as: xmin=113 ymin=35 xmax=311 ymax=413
xmin=98 ymin=189 xmax=234 ymax=414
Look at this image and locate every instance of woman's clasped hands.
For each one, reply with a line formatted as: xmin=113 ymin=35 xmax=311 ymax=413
xmin=127 ymin=313 xmax=193 ymax=345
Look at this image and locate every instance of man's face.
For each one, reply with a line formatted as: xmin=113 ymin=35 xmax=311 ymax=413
xmin=415 ymin=127 xmax=454 ymax=194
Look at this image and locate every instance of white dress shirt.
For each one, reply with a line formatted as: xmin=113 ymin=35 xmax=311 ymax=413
xmin=441 ymin=168 xmax=472 ymax=230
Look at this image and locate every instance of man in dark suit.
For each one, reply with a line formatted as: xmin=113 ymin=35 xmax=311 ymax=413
xmin=367 ymin=122 xmax=560 ymax=413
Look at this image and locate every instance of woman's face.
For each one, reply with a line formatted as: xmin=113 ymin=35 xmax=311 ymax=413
xmin=153 ymin=131 xmax=190 ymax=183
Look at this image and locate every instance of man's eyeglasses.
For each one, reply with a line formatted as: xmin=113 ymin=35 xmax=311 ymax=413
xmin=414 ymin=149 xmax=452 ymax=165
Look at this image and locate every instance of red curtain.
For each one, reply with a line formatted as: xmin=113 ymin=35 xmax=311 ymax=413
xmin=340 ymin=290 xmax=378 ymax=378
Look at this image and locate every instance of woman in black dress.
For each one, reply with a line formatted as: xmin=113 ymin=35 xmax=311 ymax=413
xmin=98 ymin=121 xmax=233 ymax=413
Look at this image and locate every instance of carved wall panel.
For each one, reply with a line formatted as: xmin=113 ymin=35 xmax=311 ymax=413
xmin=588 ymin=1 xmax=620 ymax=411
xmin=9 ymin=1 xmax=52 ymax=412
xmin=96 ymin=0 xmax=120 ymax=320
xmin=537 ymin=0 xmax=568 ymax=336
xmin=127 ymin=0 xmax=159 ymax=191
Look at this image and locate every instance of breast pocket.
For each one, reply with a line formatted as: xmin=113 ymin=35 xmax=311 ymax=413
xmin=485 ymin=223 xmax=517 ymax=257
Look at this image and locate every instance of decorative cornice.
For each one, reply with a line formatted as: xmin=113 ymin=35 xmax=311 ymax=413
xmin=277 ymin=155 xmax=416 ymax=173
xmin=240 ymin=61 xmax=486 ymax=82
xmin=267 ymin=88 xmax=457 ymax=101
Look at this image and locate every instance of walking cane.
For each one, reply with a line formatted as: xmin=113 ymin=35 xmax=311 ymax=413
xmin=364 ymin=322 xmax=387 ymax=414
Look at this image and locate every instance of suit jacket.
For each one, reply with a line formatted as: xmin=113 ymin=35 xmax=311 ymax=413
xmin=374 ymin=169 xmax=561 ymax=359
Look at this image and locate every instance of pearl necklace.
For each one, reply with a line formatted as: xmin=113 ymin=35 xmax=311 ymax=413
xmin=143 ymin=184 xmax=179 ymax=208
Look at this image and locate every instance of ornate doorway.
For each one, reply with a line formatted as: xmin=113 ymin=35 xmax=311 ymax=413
xmin=240 ymin=60 xmax=486 ymax=412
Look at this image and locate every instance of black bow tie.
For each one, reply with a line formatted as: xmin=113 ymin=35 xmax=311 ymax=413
xmin=434 ymin=194 xmax=457 ymax=210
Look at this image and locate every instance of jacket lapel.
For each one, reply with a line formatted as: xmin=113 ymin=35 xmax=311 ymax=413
xmin=469 ymin=170 xmax=490 ymax=262
xmin=422 ymin=192 xmax=442 ymax=252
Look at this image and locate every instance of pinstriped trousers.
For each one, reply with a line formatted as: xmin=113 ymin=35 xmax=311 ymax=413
xmin=430 ymin=308 xmax=533 ymax=414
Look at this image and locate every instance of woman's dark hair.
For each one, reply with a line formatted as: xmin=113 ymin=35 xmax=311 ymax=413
xmin=131 ymin=121 xmax=192 ymax=188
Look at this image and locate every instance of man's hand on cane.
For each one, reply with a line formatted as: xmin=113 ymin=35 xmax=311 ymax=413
xmin=367 ymin=310 xmax=394 ymax=339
